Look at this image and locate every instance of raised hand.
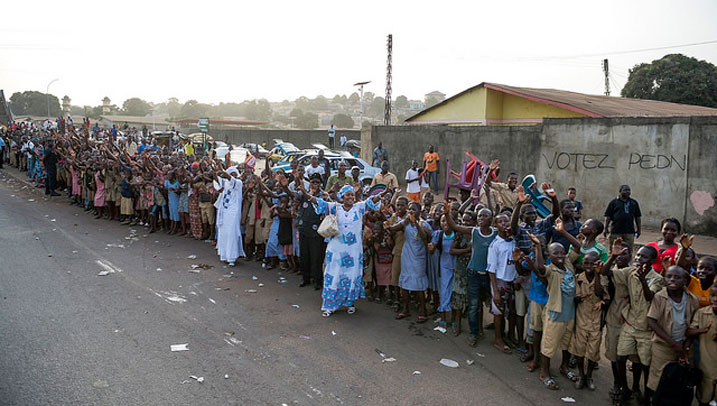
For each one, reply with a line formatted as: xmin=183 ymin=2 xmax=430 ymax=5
xmin=541 ymin=182 xmax=556 ymax=198
xmin=661 ymin=256 xmax=673 ymax=272
xmin=512 ymin=247 xmax=524 ymax=264
xmin=554 ymin=217 xmax=564 ymax=233
xmin=679 ymin=234 xmax=694 ymax=249
xmin=470 ymin=188 xmax=480 ymax=200
xmin=637 ymin=262 xmax=651 ymax=279
xmin=576 ymin=233 xmax=586 ymax=245
xmin=527 ymin=232 xmax=541 ymax=247
xmin=489 ymin=159 xmax=500 ymax=172
xmin=611 ymin=237 xmax=626 ymax=257
xmin=516 ymin=185 xmax=531 ymax=203
xmin=442 ymin=203 xmax=450 ymax=215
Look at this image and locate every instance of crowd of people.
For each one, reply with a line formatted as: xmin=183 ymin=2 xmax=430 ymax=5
xmin=1 ymin=118 xmax=716 ymax=406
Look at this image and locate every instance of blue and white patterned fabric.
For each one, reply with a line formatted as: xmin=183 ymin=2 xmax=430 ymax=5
xmin=315 ymin=197 xmax=380 ymax=311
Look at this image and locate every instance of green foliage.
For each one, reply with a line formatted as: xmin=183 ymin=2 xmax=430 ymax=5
xmin=395 ymin=95 xmax=408 ymax=109
xmin=348 ymin=92 xmax=360 ymax=105
xmin=180 ymin=100 xmax=212 ymax=118
xmin=295 ymin=112 xmax=318 ymax=129
xmin=122 ymin=97 xmax=152 ymax=116
xmin=332 ymin=113 xmax=354 ymax=129
xmin=621 ymin=53 xmax=717 ymax=108
xmin=367 ymin=96 xmax=385 ymax=117
xmin=9 ymin=91 xmax=61 ymax=117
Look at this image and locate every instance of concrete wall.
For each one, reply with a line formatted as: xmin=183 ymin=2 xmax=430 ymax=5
xmin=370 ymin=125 xmax=542 ymax=192
xmin=188 ymin=129 xmax=361 ymax=150
xmin=367 ymin=116 xmax=717 ymax=236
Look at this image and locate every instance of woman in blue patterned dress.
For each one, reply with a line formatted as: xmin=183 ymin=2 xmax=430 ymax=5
xmin=298 ymin=182 xmax=389 ymax=317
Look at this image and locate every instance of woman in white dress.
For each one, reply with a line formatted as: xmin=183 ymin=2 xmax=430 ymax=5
xmin=297 ymin=182 xmax=390 ymax=317
xmin=215 ymin=166 xmax=245 ymax=266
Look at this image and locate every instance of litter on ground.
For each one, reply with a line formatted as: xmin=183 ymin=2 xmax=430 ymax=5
xmin=170 ymin=344 xmax=189 ymax=352
xmin=439 ymin=359 xmax=459 ymax=368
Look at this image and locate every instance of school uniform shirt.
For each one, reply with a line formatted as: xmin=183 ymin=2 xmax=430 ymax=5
xmin=325 ymin=174 xmax=353 ymax=192
xmin=604 ymin=197 xmax=641 ymax=234
xmin=467 ymin=227 xmax=497 ymax=272
xmin=612 ymin=266 xmax=665 ymax=331
xmin=689 ymin=306 xmax=717 ymax=391
xmin=605 ymin=266 xmax=631 ymax=327
xmin=515 ymin=219 xmax=552 ymax=252
xmin=387 ymin=213 xmax=406 ymax=256
xmin=543 ymin=249 xmax=579 ymax=315
xmin=486 ymin=236 xmax=517 ymax=282
xmin=489 ymin=182 xmax=518 ymax=209
xmin=647 ymin=288 xmax=698 ymax=345
xmin=370 ymin=172 xmax=398 ymax=190
xmin=687 ymin=275 xmax=712 ymax=308
xmin=575 ymin=273 xmax=604 ymax=332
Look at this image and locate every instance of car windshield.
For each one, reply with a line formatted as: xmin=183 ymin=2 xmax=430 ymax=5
xmin=278 ymin=143 xmax=298 ymax=153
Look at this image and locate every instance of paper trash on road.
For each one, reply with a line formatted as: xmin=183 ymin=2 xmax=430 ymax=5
xmin=476 ymin=352 xmax=486 ymax=358
xmin=97 ymin=270 xmax=111 ymax=276
xmin=188 ymin=269 xmax=200 ymax=274
xmin=252 ymin=276 xmax=258 ymax=280
xmin=189 ymin=375 xmax=204 ymax=383
xmin=208 ymin=298 xmax=216 ymax=304
xmin=439 ymin=359 xmax=459 ymax=368
xmin=258 ymin=283 xmax=265 ymax=287
xmin=433 ymin=326 xmax=447 ymax=333
xmin=331 ymin=331 xmax=337 ymax=336
xmin=245 ymin=289 xmax=258 ymax=293
xmin=299 ymin=335 xmax=311 ymax=340
xmin=561 ymin=397 xmax=576 ymax=403
xmin=170 ymin=344 xmax=189 ymax=352
xmin=224 ymin=374 xmax=229 ymax=379
xmin=381 ymin=357 xmax=396 ymax=363
xmin=412 ymin=371 xmax=421 ymax=375
xmin=292 ymin=304 xmax=300 ymax=309
xmin=466 ymin=360 xmax=475 ymax=366
xmin=187 ymin=255 xmax=197 ymax=259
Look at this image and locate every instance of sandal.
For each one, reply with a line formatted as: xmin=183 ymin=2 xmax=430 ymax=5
xmin=416 ymin=315 xmax=428 ymax=323
xmin=347 ymin=306 xmax=356 ymax=314
xmin=520 ymin=352 xmax=532 ymax=362
xmin=395 ymin=312 xmax=411 ymax=320
xmin=451 ymin=322 xmax=460 ymax=337
xmin=321 ymin=310 xmax=332 ymax=318
xmin=525 ymin=362 xmax=539 ymax=372
xmin=560 ymin=368 xmax=578 ymax=382
xmin=540 ymin=376 xmax=559 ymax=390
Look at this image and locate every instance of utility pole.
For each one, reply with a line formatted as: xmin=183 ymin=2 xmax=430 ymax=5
xmin=602 ymin=59 xmax=610 ymax=96
xmin=384 ymin=34 xmax=393 ymax=125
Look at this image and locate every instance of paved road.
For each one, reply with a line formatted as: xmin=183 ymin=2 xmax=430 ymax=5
xmin=0 ymin=169 xmax=615 ymax=406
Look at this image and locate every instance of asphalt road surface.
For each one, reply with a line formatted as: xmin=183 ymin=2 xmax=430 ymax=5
xmin=0 ymin=168 xmax=615 ymax=406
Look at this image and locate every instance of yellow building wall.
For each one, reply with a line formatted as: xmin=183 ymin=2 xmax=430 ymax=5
xmin=409 ymin=86 xmax=589 ymax=126
xmin=500 ymin=92 xmax=587 ymax=120
xmin=409 ymin=87 xmax=487 ymax=123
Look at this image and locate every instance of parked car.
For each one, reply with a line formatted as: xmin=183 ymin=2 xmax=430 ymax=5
xmin=214 ymin=144 xmax=251 ymax=165
xmin=272 ymin=151 xmax=380 ymax=192
xmin=239 ymin=143 xmax=270 ymax=158
xmin=268 ymin=141 xmax=299 ymax=163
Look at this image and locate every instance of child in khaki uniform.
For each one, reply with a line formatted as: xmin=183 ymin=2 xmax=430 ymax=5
xmin=646 ymin=265 xmax=699 ymax=404
xmin=569 ymin=251 xmax=605 ymax=391
xmin=524 ymin=218 xmax=580 ymax=391
xmin=687 ymin=284 xmax=717 ymax=406
xmin=601 ymin=238 xmax=663 ymax=404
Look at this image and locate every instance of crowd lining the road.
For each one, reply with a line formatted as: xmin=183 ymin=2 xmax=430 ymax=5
xmin=1 ymin=118 xmax=716 ymax=406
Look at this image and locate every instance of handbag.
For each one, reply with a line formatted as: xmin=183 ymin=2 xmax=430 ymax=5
xmin=317 ymin=214 xmax=339 ymax=238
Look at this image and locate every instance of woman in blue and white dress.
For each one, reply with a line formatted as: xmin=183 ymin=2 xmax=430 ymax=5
xmin=298 ymin=183 xmax=390 ymax=317
xmin=215 ymin=166 xmax=245 ymax=266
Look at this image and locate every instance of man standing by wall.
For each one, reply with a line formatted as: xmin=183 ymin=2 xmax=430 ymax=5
xmin=603 ymin=185 xmax=641 ymax=250
xmin=423 ymin=145 xmax=440 ymax=192
xmin=405 ymin=160 xmax=422 ymax=202
xmin=328 ymin=124 xmax=336 ymax=149
xmin=371 ymin=161 xmax=398 ymax=190
xmin=373 ymin=142 xmax=388 ymax=167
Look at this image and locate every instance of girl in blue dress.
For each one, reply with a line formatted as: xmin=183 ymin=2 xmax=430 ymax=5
xmin=429 ymin=214 xmax=457 ymax=329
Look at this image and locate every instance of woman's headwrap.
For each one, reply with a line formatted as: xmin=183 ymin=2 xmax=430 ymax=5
xmin=337 ymin=184 xmax=354 ymax=200
xmin=226 ymin=166 xmax=239 ymax=177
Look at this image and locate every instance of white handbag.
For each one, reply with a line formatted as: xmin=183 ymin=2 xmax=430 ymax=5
xmin=317 ymin=214 xmax=339 ymax=238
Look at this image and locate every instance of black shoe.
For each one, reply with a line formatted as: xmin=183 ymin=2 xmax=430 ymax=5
xmin=314 ymin=284 xmax=322 ymax=291
xmin=50 ymin=192 xmax=60 ymax=196
xmin=299 ymin=281 xmax=309 ymax=287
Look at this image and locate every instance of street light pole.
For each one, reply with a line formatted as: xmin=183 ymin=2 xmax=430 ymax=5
xmin=46 ymin=78 xmax=59 ymax=118
xmin=353 ymin=81 xmax=370 ymax=129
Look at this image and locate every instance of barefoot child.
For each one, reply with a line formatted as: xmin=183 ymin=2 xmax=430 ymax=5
xmin=686 ymin=283 xmax=717 ymax=406
xmin=646 ymin=266 xmax=699 ymax=404
xmin=371 ymin=221 xmax=393 ymax=302
xmin=600 ymin=239 xmax=663 ymax=404
xmin=387 ymin=197 xmax=408 ymax=310
xmin=486 ymin=213 xmax=518 ymax=355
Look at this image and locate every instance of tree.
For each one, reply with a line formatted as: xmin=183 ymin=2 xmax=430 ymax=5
xmin=9 ymin=91 xmax=61 ymax=117
xmin=367 ymin=96 xmax=385 ymax=117
xmin=309 ymin=95 xmax=329 ymax=111
xmin=395 ymin=95 xmax=408 ymax=109
xmin=122 ymin=97 xmax=152 ymax=116
xmin=289 ymin=108 xmax=303 ymax=118
xmin=180 ymin=100 xmax=212 ymax=118
xmin=294 ymin=96 xmax=311 ymax=111
xmin=295 ymin=112 xmax=318 ymax=129
xmin=425 ymin=96 xmax=441 ymax=108
xmin=348 ymin=92 xmax=360 ymax=105
xmin=332 ymin=113 xmax=354 ymax=129
xmin=621 ymin=53 xmax=717 ymax=108
xmin=272 ymin=112 xmax=291 ymax=125
xmin=363 ymin=91 xmax=375 ymax=104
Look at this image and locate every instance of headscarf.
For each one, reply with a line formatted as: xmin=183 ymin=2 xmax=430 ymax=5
xmin=337 ymin=184 xmax=354 ymax=200
xmin=226 ymin=166 xmax=239 ymax=178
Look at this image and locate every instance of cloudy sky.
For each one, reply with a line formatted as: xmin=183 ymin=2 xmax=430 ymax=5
xmin=2 ymin=0 xmax=716 ymax=107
